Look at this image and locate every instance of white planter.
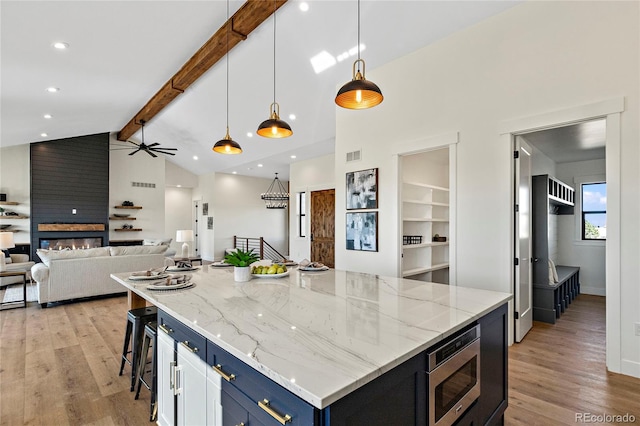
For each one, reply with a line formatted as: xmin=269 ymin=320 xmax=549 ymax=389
xmin=234 ymin=266 xmax=252 ymax=282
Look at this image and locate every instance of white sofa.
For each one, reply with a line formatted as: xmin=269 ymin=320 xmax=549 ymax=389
xmin=31 ymin=245 xmax=168 ymax=307
xmin=0 ymin=253 xmax=35 ymax=287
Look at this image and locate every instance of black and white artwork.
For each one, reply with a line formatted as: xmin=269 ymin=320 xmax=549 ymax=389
xmin=202 ymin=203 xmax=209 ymax=216
xmin=207 ymin=216 xmax=213 ymax=230
xmin=346 ymin=212 xmax=378 ymax=252
xmin=346 ymin=168 xmax=378 ymax=209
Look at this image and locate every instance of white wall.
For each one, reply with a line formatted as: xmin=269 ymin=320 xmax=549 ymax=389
xmin=109 ymin=133 xmax=166 ymax=242
xmin=556 ymin=159 xmax=606 ymax=296
xmin=334 ymin=1 xmax=639 ymax=376
xmin=289 ymin=154 xmax=335 ymax=261
xmin=205 ymin=173 xmax=288 ymax=261
xmin=165 ymin=186 xmax=194 ymax=255
xmin=0 ymin=144 xmax=30 ymax=245
xmin=194 ymin=172 xmax=217 ymax=261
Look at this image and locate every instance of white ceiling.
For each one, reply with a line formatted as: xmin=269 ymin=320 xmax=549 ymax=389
xmin=521 ymin=119 xmax=606 ymax=164
xmin=1 ymin=0 xmax=523 ymax=180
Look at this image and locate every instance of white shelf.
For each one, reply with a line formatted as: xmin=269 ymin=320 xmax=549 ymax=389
xmin=402 ymin=242 xmax=449 ymax=249
xmin=402 ymin=199 xmax=449 ymax=207
xmin=403 ymin=217 xmax=449 ymax=222
xmin=402 ymin=263 xmax=450 ymax=277
xmin=403 ymin=181 xmax=449 ymax=192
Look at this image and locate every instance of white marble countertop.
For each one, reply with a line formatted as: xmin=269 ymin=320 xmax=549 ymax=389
xmin=111 ymin=267 xmax=511 ymax=409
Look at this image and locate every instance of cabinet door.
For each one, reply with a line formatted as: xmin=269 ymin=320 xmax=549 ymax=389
xmin=476 ymin=303 xmax=508 ymax=425
xmin=157 ymin=330 xmax=176 ymax=426
xmin=177 ymin=343 xmax=208 ymax=426
xmin=207 ymin=365 xmax=223 ymax=426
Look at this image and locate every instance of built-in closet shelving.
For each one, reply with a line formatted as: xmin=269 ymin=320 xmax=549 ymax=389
xmin=401 ymin=149 xmax=450 ymax=284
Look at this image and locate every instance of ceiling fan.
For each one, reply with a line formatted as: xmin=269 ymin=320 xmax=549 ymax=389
xmin=111 ymin=120 xmax=177 ymax=158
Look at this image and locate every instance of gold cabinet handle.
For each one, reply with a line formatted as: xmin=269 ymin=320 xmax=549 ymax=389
xmin=158 ymin=324 xmax=173 ymax=334
xmin=180 ymin=340 xmax=198 ymax=353
xmin=258 ymin=399 xmax=292 ymax=425
xmin=212 ymin=364 xmax=236 ymax=382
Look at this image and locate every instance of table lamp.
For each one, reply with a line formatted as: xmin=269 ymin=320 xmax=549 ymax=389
xmin=176 ymin=230 xmax=194 ymax=258
xmin=0 ymin=231 xmax=15 ymax=272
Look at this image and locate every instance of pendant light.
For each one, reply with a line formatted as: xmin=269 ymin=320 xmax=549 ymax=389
xmin=257 ymin=0 xmax=292 ymax=138
xmin=213 ymin=0 xmax=242 ymax=154
xmin=335 ymin=0 xmax=383 ymax=109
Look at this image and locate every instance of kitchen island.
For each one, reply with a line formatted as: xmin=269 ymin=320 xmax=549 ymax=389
xmin=111 ymin=267 xmax=511 ymax=425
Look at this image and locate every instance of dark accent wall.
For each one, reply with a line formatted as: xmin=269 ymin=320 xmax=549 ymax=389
xmin=30 ymin=133 xmax=109 ymax=260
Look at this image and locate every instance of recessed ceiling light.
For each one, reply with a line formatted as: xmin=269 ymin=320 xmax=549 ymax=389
xmin=257 ymin=164 xmax=263 ymax=168
xmin=53 ymin=42 xmax=69 ymax=50
xmin=288 ymin=114 xmax=296 ymax=120
xmin=46 ymin=87 xmax=60 ymax=93
xmin=193 ymin=155 xmax=198 ymax=160
xmin=43 ymin=114 xmax=52 ymax=119
xmin=247 ymin=132 xmax=253 ymax=138
xmin=310 ymin=50 xmax=336 ymax=74
xmin=40 ymin=133 xmax=48 ymax=137
xmin=232 ymin=171 xmax=237 ymax=174
xmin=290 ymin=155 xmax=297 ymax=159
xmin=299 ymin=2 xmax=309 ymax=12
xmin=177 ymin=185 xmax=182 ymax=188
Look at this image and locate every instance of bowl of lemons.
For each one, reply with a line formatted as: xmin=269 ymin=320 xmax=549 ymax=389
xmin=251 ymin=263 xmax=289 ymax=278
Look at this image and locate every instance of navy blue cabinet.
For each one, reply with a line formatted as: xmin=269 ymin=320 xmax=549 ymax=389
xmin=321 ymin=351 xmax=426 ymax=425
xmin=207 ymin=340 xmax=318 ymax=426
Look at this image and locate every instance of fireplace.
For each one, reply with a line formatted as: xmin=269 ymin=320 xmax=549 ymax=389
xmin=40 ymin=237 xmax=103 ymax=250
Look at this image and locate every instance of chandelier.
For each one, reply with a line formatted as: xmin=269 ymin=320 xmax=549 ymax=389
xmin=261 ymin=173 xmax=289 ymax=209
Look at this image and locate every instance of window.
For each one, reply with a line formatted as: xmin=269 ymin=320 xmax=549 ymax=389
xmin=296 ymin=192 xmax=306 ymax=237
xmin=582 ymin=182 xmax=606 ymax=240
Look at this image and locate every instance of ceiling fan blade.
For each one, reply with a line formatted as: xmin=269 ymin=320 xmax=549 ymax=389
xmin=146 ymin=142 xmax=160 ymax=148
xmin=151 ymin=147 xmax=177 ymax=151
xmin=129 ymin=148 xmax=142 ymax=156
xmin=126 ymin=140 xmax=141 ymax=147
xmin=144 ymin=149 xmax=158 ymax=158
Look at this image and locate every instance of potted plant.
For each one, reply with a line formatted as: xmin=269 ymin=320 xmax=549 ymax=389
xmin=224 ymin=248 xmax=260 ymax=282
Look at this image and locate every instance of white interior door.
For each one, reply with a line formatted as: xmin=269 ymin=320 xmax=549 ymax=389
xmin=515 ymin=136 xmax=533 ymax=342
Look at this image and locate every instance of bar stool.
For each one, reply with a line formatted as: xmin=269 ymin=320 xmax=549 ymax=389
xmin=119 ymin=306 xmax=157 ymax=391
xmin=135 ymin=321 xmax=158 ymax=422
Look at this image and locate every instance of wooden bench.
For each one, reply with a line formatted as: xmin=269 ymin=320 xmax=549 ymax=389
xmin=533 ymin=266 xmax=580 ymax=324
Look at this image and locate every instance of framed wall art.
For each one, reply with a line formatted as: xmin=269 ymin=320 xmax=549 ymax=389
xmin=346 ymin=168 xmax=378 ymax=209
xmin=346 ymin=212 xmax=378 ymax=252
xmin=202 ymin=202 xmax=209 ymax=216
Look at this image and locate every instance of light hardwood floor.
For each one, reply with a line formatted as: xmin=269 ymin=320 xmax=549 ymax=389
xmin=1 ymin=293 xmax=639 ymax=425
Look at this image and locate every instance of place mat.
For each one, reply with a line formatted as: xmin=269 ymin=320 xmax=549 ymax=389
xmin=298 ymin=266 xmax=329 ymax=272
xmin=166 ymin=266 xmax=199 ymax=272
xmin=128 ymin=273 xmax=170 ymax=281
xmin=211 ymin=261 xmax=232 ymax=267
xmin=148 ymin=282 xmax=196 ymax=291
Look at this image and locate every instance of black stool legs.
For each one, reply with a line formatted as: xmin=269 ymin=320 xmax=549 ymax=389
xmin=135 ymin=321 xmax=158 ymax=422
xmin=119 ymin=306 xmax=157 ymax=391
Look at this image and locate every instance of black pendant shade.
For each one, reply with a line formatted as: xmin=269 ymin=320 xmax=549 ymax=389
xmin=336 ymin=59 xmax=383 ymax=110
xmin=257 ymin=103 xmax=293 ymax=138
xmin=213 ymin=128 xmax=242 ymax=154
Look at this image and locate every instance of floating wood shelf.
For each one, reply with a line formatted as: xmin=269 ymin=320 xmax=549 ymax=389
xmin=0 ymin=215 xmax=29 ymax=219
xmin=0 ymin=201 xmax=19 ymax=205
xmin=114 ymin=228 xmax=142 ymax=232
xmin=38 ymin=223 xmax=105 ymax=231
xmin=114 ymin=206 xmax=142 ymax=209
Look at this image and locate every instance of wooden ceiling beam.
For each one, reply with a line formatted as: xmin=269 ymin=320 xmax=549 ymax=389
xmin=117 ymin=0 xmax=287 ymax=141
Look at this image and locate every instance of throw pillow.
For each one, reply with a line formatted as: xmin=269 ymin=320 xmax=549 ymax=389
xmin=2 ymin=249 xmax=12 ymax=264
xmin=548 ymin=259 xmax=559 ymax=284
xmin=109 ymin=245 xmax=167 ymax=256
xmin=37 ymin=247 xmax=111 ymax=266
xmin=143 ymin=238 xmax=172 ymax=246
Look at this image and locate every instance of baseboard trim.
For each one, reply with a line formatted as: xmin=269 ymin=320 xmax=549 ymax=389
xmin=579 ymin=286 xmax=605 ymax=296
xmin=621 ymin=359 xmax=640 ymax=379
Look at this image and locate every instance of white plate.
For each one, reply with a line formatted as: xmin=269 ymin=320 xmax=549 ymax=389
xmin=211 ymin=261 xmax=233 ymax=267
xmin=128 ymin=273 xmax=170 ymax=281
xmin=148 ymin=282 xmax=194 ymax=291
xmin=299 ymin=266 xmax=329 ymax=272
xmin=166 ymin=266 xmax=199 ymax=272
xmin=252 ymin=270 xmax=290 ymax=279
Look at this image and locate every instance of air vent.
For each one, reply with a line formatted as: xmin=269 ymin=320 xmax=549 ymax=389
xmin=346 ymin=149 xmax=361 ymax=162
xmin=132 ymin=182 xmax=156 ymax=188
